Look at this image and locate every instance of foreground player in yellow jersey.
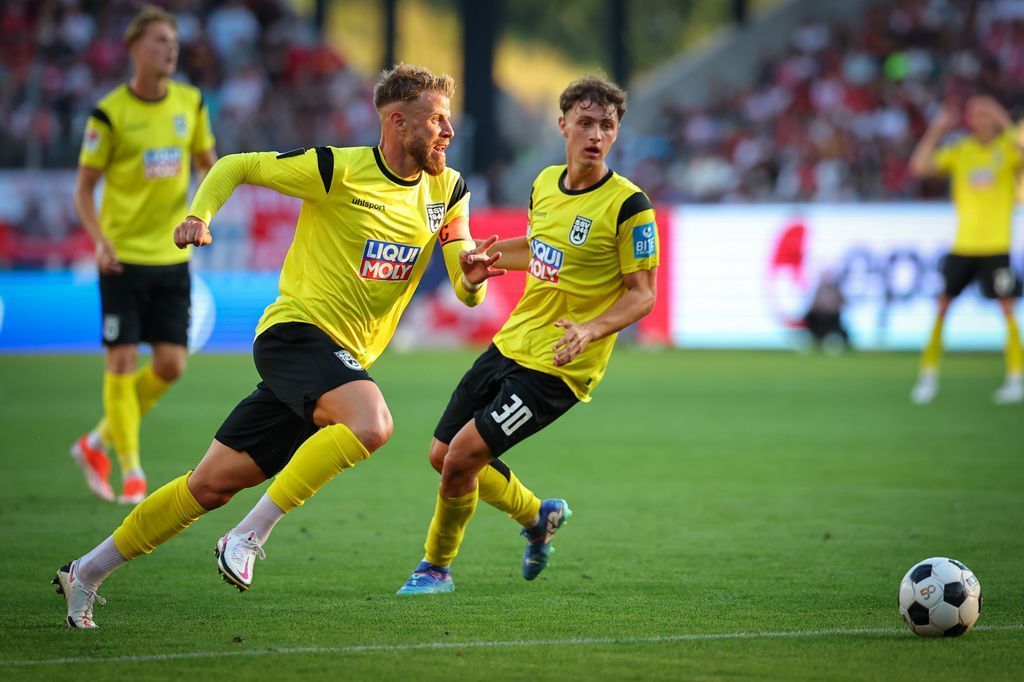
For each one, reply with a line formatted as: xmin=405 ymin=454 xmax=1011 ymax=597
xmin=70 ymin=5 xmax=217 ymax=505
xmin=909 ymin=95 xmax=1024 ymax=405
xmin=397 ymin=75 xmax=658 ymax=594
xmin=53 ymin=64 xmax=505 ymax=628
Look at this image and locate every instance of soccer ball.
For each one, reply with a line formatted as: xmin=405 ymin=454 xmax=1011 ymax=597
xmin=898 ymin=557 xmax=982 ymax=637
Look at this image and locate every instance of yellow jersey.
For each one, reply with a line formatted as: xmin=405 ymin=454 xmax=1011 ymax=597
xmin=494 ymin=165 xmax=658 ymax=401
xmin=934 ymin=130 xmax=1022 ymax=255
xmin=189 ymin=146 xmax=476 ymax=369
xmin=79 ymin=81 xmax=216 ymax=265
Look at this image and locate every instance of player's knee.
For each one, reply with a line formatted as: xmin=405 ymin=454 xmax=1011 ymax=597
xmin=442 ymin=446 xmax=488 ymax=478
xmin=106 ymin=345 xmax=138 ymax=373
xmin=154 ymin=358 xmax=185 ymax=382
xmin=351 ymin=411 xmax=393 ymax=453
xmin=428 ymin=443 xmax=447 ymax=474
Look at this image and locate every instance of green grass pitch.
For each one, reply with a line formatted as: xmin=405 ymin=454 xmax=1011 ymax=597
xmin=0 ymin=349 xmax=1021 ymax=680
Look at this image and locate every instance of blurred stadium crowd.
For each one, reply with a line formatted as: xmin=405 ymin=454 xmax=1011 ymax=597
xmin=2 ymin=0 xmax=1023 ymax=204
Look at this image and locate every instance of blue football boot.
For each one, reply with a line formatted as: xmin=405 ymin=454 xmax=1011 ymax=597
xmin=521 ymin=498 xmax=572 ymax=580
xmin=396 ymin=560 xmax=454 ymax=595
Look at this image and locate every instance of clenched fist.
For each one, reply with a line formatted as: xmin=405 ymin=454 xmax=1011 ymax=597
xmin=174 ymin=215 xmax=212 ymax=249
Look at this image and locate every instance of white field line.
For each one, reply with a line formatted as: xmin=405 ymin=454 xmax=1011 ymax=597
xmin=3 ymin=624 xmax=1022 ymax=667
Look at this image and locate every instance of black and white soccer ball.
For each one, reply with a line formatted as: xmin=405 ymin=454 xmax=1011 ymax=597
xmin=898 ymin=557 xmax=982 ymax=637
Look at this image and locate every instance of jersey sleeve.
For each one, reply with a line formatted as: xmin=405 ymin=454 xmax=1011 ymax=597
xmin=189 ymin=148 xmax=331 ymax=224
xmin=191 ymin=94 xmax=216 ymax=153
xmin=933 ymin=140 xmax=960 ymax=174
xmin=444 ymin=174 xmax=470 ymax=225
xmin=616 ymin=191 xmax=659 ymax=274
xmin=1004 ymin=129 xmax=1023 ymax=171
xmin=78 ymin=108 xmax=114 ymax=170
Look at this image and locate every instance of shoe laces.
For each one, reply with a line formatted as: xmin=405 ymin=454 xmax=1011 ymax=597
xmin=75 ymin=584 xmax=106 ymax=620
xmin=231 ymin=535 xmax=266 ymax=563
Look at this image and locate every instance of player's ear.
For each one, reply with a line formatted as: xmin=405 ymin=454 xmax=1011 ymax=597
xmin=558 ymin=116 xmax=567 ymax=137
xmin=388 ymin=109 xmax=405 ymax=132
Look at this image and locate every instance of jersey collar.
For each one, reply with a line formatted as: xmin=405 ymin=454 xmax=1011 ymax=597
xmin=373 ymin=146 xmax=421 ymax=187
xmin=558 ymin=167 xmax=613 ymax=195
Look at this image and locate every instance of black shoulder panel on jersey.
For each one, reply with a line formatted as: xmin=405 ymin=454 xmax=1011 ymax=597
xmin=198 ymin=93 xmax=206 ymax=112
xmin=617 ymin=191 xmax=652 ymax=226
xmin=315 ymin=146 xmax=334 ymax=194
xmin=275 ymin=147 xmax=306 ymax=159
xmin=447 ymin=176 xmax=468 ymax=210
xmin=90 ymin=107 xmax=113 ymax=129
xmin=529 ymin=187 xmax=534 ymax=211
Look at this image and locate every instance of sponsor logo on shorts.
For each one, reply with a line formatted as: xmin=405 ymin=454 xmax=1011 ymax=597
xmin=360 ymin=239 xmax=421 ymax=281
xmin=569 ymin=215 xmax=592 ymax=246
xmin=143 ymin=147 xmax=182 ymax=179
xmin=426 ymin=202 xmax=446 ymax=233
xmin=103 ymin=315 xmax=120 ymax=342
xmin=633 ymin=222 xmax=656 ymax=258
xmin=529 ymin=238 xmax=563 ymax=283
xmin=334 ymin=349 xmax=363 ymax=370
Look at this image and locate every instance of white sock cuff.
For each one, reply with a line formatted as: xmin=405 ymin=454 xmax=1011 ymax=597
xmin=78 ymin=535 xmax=128 ymax=592
xmin=232 ymin=493 xmax=285 ymax=541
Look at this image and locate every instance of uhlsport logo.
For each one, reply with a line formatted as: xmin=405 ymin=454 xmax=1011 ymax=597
xmin=569 ymin=215 xmax=592 ymax=246
xmin=360 ymin=239 xmax=421 ymax=281
xmin=426 ymin=202 xmax=446 ymax=233
xmin=529 ymin=238 xmax=563 ymax=283
xmin=633 ymin=222 xmax=656 ymax=258
xmin=143 ymin=147 xmax=182 ymax=179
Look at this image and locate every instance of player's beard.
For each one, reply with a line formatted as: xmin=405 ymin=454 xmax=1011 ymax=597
xmin=407 ymin=135 xmax=446 ymax=176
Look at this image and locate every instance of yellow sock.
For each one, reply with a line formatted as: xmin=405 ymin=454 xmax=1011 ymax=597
xmin=267 ymin=424 xmax=370 ymax=512
xmin=920 ymin=315 xmax=945 ymax=372
xmin=111 ymin=472 xmax=206 ymax=559
xmin=104 ymin=372 xmax=141 ymax=472
xmin=96 ymin=363 xmax=173 ymax=448
xmin=1006 ymin=315 xmax=1023 ymax=376
xmin=424 ymin=487 xmax=479 ymax=568
xmin=478 ymin=463 xmax=541 ymax=527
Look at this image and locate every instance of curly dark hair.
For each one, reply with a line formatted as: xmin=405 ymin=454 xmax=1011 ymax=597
xmin=559 ymin=75 xmax=627 ymax=121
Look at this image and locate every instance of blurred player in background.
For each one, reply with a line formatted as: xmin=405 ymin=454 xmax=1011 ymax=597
xmin=53 ymin=64 xmax=505 ymax=629
xmin=909 ymin=95 xmax=1024 ymax=405
xmin=397 ymin=75 xmax=658 ymax=595
xmin=71 ymin=5 xmax=217 ymax=504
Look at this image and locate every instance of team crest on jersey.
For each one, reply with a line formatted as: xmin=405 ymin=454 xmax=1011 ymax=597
xmin=426 ymin=202 xmax=446 ymax=233
xmin=334 ymin=349 xmax=363 ymax=370
xmin=633 ymin=222 xmax=657 ymax=258
xmin=529 ymin=238 xmax=563 ymax=283
xmin=360 ymin=239 xmax=422 ymax=281
xmin=173 ymin=114 xmax=187 ymax=137
xmin=569 ymin=215 xmax=593 ymax=246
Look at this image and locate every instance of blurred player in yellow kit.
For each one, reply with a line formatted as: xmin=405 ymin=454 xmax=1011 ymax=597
xmin=397 ymin=75 xmax=659 ymax=594
xmin=909 ymin=95 xmax=1024 ymax=405
xmin=71 ymin=5 xmax=217 ymax=504
xmin=53 ymin=64 xmax=505 ymax=628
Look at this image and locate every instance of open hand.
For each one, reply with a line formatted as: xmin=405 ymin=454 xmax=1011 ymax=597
xmin=460 ymin=234 xmax=507 ymax=285
xmin=95 ymin=237 xmax=122 ymax=274
xmin=552 ymin=319 xmax=595 ymax=367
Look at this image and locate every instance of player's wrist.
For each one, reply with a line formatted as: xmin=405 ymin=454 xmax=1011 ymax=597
xmin=461 ymin=274 xmax=483 ymax=291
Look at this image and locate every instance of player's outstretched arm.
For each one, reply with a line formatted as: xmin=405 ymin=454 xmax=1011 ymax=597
xmin=909 ymin=105 xmax=956 ymax=178
xmin=488 ymin=237 xmax=530 ymax=270
xmin=552 ymin=267 xmax=657 ymax=367
xmin=440 ymin=219 xmax=506 ymax=307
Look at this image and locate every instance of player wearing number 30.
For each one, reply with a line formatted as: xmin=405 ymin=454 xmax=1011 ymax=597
xmin=54 ymin=64 xmax=505 ymax=628
xmin=398 ymin=75 xmax=659 ymax=595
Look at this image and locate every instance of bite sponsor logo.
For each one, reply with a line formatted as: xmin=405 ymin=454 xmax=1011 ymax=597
xmin=633 ymin=222 xmax=656 ymax=258
xmin=360 ymin=239 xmax=421 ymax=281
xmin=143 ymin=147 xmax=182 ymax=179
xmin=529 ymin=238 xmax=563 ymax=283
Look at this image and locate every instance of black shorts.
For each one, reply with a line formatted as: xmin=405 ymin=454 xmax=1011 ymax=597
xmin=434 ymin=344 xmax=578 ymax=457
xmin=941 ymin=253 xmax=1021 ymax=299
xmin=215 ymin=322 xmax=373 ymax=477
xmin=99 ymin=262 xmax=191 ymax=346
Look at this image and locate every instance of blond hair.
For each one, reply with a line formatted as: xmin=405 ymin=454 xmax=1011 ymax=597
xmin=559 ymin=75 xmax=627 ymax=122
xmin=123 ymin=4 xmax=177 ymax=48
xmin=373 ymin=63 xmax=455 ymax=111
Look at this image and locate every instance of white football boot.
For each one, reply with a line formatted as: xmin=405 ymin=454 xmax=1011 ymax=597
xmin=215 ymin=531 xmax=265 ymax=592
xmin=910 ymin=371 xmax=938 ymax=405
xmin=52 ymin=560 xmax=106 ymax=629
xmin=993 ymin=374 xmax=1024 ymax=405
